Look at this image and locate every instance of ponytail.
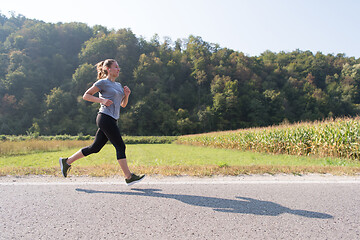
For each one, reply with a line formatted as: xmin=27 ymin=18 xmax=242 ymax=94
xmin=95 ymin=59 xmax=117 ymax=79
xmin=95 ymin=61 xmax=105 ymax=79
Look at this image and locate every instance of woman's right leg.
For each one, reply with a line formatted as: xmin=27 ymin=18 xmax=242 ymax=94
xmin=66 ymin=149 xmax=85 ymax=165
xmin=67 ymin=128 xmax=108 ymax=165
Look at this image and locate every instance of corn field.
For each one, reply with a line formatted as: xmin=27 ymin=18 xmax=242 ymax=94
xmin=177 ymin=117 xmax=360 ymax=160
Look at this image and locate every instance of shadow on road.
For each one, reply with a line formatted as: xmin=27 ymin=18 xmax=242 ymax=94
xmin=76 ymin=188 xmax=333 ymax=219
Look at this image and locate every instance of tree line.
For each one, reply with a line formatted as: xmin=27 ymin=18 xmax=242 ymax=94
xmin=1 ymin=13 xmax=360 ymax=136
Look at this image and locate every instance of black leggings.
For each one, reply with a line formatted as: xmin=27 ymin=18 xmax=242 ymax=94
xmin=81 ymin=113 xmax=126 ymax=159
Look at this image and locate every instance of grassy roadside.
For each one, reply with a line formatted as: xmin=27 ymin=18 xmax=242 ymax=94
xmin=1 ymin=144 xmax=359 ymax=176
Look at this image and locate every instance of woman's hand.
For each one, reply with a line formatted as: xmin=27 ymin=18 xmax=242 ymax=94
xmin=101 ymin=98 xmax=113 ymax=106
xmin=121 ymin=86 xmax=131 ymax=108
xmin=124 ymin=86 xmax=131 ymax=96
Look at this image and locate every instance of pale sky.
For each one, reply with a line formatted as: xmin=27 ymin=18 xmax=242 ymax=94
xmin=1 ymin=0 xmax=359 ymax=58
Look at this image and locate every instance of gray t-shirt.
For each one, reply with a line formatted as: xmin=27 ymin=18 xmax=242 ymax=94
xmin=94 ymin=78 xmax=125 ymax=120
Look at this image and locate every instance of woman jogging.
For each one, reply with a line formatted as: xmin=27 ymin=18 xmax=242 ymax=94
xmin=59 ymin=59 xmax=145 ymax=186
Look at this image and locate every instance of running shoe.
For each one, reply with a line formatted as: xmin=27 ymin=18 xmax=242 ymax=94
xmin=59 ymin=157 xmax=71 ymax=178
xmin=125 ymin=173 xmax=145 ymax=186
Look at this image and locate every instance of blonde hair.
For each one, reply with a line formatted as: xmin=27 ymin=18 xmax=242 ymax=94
xmin=95 ymin=59 xmax=117 ymax=79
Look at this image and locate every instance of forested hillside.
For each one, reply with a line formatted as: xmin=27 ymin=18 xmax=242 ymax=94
xmin=1 ymin=14 xmax=359 ymax=136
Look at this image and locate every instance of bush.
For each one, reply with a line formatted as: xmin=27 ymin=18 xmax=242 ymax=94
xmin=0 ymin=135 xmax=177 ymax=144
xmin=123 ymin=136 xmax=178 ymax=144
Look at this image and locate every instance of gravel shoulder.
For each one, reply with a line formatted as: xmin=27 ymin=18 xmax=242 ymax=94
xmin=1 ymin=173 xmax=360 ymax=184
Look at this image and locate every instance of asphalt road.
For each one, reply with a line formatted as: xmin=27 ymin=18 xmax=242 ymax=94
xmin=1 ymin=175 xmax=360 ymax=239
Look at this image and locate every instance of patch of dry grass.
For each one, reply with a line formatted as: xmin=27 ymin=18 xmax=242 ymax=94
xmin=0 ymin=140 xmax=93 ymax=156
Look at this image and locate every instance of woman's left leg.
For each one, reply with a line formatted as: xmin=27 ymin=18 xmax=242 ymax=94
xmin=97 ymin=114 xmax=132 ymax=179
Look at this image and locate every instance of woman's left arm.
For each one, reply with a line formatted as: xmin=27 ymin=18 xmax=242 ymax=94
xmin=121 ymin=86 xmax=131 ymax=108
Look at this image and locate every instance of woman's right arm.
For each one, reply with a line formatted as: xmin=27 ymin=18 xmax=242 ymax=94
xmin=83 ymin=85 xmax=113 ymax=106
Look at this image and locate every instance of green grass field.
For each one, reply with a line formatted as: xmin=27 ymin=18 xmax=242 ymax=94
xmin=1 ymin=143 xmax=360 ymax=176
